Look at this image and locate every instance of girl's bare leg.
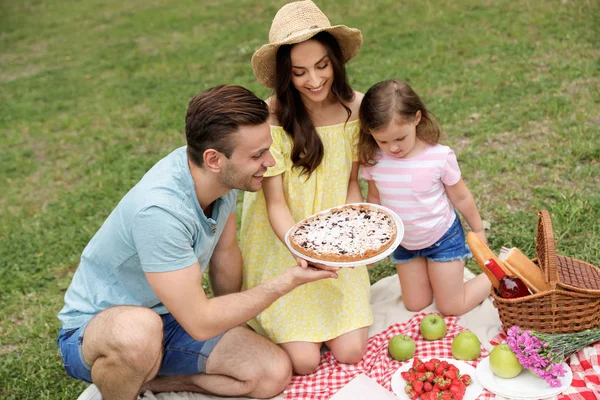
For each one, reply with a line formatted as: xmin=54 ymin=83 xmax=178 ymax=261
xmin=396 ymin=257 xmax=433 ymax=311
xmin=428 ymin=259 xmax=491 ymax=316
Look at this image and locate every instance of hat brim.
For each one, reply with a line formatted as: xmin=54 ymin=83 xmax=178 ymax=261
xmin=252 ymin=25 xmax=362 ymax=89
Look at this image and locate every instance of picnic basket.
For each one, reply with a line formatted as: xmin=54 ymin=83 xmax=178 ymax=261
xmin=491 ymin=210 xmax=600 ymax=333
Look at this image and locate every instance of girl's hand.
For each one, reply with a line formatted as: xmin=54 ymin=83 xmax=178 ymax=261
xmin=472 ymin=230 xmax=488 ymax=246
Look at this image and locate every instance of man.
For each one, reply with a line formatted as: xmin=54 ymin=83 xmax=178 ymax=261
xmin=57 ymin=85 xmax=338 ymax=400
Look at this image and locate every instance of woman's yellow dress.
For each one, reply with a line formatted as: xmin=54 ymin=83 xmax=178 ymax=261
xmin=240 ymin=120 xmax=373 ymax=343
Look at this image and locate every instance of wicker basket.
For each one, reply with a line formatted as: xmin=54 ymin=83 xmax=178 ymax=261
xmin=492 ymin=210 xmax=600 ymax=333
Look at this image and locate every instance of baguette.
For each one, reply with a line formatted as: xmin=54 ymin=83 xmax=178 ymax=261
xmin=499 ymin=247 xmax=549 ymax=293
xmin=466 ymin=232 xmax=512 ymax=289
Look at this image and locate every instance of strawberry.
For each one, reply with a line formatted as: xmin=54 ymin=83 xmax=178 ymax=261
xmin=438 ymin=392 xmax=452 ymax=400
xmin=443 ymin=369 xmax=457 ymax=380
xmin=424 ymin=371 xmax=434 ymax=382
xmin=423 ymin=382 xmax=433 ymax=392
xmin=416 ymin=363 xmax=427 ymax=372
xmin=412 ymin=380 xmax=424 ymax=394
xmin=430 ymin=358 xmax=441 ymax=365
xmin=421 ymin=392 xmax=434 ymax=400
xmin=440 ymin=360 xmax=449 ymax=369
xmin=449 ymin=379 xmax=466 ymax=400
xmin=401 ymin=371 xmax=416 ymax=381
xmin=404 ymin=382 xmax=417 ymax=399
xmin=433 ymin=377 xmax=451 ymax=390
xmin=415 ymin=372 xmax=427 ymax=381
xmin=412 ymin=357 xmax=423 ymax=370
xmin=434 ymin=365 xmax=445 ymax=376
xmin=460 ymin=374 xmax=472 ymax=386
xmin=424 ymin=361 xmax=435 ymax=372
xmin=447 ymin=364 xmax=459 ymax=373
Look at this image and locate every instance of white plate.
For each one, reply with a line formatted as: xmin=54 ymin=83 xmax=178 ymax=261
xmin=284 ymin=203 xmax=404 ymax=267
xmin=391 ymin=358 xmax=483 ymax=400
xmin=475 ymin=356 xmax=572 ymax=399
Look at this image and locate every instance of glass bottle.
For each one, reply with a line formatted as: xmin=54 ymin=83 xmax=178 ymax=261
xmin=485 ymin=259 xmax=531 ymax=298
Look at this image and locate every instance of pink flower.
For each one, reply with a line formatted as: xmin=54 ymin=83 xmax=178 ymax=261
xmin=506 ymin=326 xmax=567 ymax=387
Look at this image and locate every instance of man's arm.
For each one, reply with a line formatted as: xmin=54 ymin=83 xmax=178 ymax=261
xmin=146 ymin=261 xmax=337 ymax=341
xmin=208 ymin=213 xmax=242 ymax=296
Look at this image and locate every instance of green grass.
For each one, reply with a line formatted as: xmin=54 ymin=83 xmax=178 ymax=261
xmin=1 ymin=0 xmax=599 ymax=397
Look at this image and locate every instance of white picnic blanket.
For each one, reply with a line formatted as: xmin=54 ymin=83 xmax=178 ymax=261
xmin=78 ymin=269 xmax=503 ymax=400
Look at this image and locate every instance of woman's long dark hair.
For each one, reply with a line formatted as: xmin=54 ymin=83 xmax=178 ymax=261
xmin=274 ymin=32 xmax=355 ymax=177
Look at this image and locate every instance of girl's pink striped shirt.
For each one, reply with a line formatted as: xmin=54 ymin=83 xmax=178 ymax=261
xmin=360 ymin=144 xmax=461 ymax=250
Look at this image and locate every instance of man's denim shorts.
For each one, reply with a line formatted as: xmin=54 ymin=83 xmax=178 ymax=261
xmin=57 ymin=312 xmax=224 ymax=383
xmin=390 ymin=214 xmax=472 ymax=264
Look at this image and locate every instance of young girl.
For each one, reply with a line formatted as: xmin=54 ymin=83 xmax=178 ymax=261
xmin=240 ymin=0 xmax=371 ymax=375
xmin=358 ymin=79 xmax=492 ymax=316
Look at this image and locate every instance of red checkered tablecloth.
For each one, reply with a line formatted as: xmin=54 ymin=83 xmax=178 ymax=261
xmin=284 ymin=312 xmax=600 ymax=399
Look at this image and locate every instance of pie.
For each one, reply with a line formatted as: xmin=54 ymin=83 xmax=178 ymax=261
xmin=288 ymin=204 xmax=398 ymax=263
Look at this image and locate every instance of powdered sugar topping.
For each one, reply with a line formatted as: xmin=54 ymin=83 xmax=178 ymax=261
xmin=291 ymin=205 xmax=395 ymax=256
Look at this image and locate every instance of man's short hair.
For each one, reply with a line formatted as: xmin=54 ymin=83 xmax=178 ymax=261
xmin=185 ymin=85 xmax=269 ymax=167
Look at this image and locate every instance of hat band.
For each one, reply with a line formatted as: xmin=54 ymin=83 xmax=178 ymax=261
xmin=280 ymin=24 xmax=322 ymax=40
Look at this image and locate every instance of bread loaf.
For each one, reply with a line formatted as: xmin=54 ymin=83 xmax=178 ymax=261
xmin=466 ymin=232 xmax=512 ymax=289
xmin=499 ymin=247 xmax=549 ymax=294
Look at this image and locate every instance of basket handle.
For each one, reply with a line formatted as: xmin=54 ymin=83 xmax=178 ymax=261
xmin=536 ymin=210 xmax=558 ymax=287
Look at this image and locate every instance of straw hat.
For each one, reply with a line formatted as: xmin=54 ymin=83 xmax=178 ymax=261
xmin=251 ymin=0 xmax=363 ymax=88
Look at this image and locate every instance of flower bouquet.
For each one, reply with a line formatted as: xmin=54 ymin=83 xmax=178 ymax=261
xmin=506 ymin=325 xmax=600 ymax=387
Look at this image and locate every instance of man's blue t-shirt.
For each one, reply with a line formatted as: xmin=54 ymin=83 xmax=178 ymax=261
xmin=58 ymin=146 xmax=237 ymax=330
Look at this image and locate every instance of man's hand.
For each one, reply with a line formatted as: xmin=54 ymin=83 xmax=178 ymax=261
xmin=285 ymin=264 xmax=338 ymax=287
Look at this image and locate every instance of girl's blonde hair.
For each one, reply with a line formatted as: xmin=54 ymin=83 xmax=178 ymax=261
xmin=358 ymin=79 xmax=442 ymax=166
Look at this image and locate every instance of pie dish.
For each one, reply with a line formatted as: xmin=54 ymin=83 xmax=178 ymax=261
xmin=286 ymin=203 xmax=403 ymax=266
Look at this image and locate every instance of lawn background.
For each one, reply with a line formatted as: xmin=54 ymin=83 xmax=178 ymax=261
xmin=1 ymin=0 xmax=599 ymax=397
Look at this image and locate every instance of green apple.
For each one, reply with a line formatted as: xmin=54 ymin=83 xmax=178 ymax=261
xmin=489 ymin=344 xmax=523 ymax=378
xmin=388 ymin=334 xmax=416 ymax=361
xmin=451 ymin=331 xmax=481 ymax=361
xmin=419 ymin=313 xmax=447 ymax=340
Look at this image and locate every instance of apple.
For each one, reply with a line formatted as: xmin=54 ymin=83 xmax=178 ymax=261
xmin=489 ymin=344 xmax=523 ymax=378
xmin=419 ymin=313 xmax=447 ymax=340
xmin=451 ymin=331 xmax=481 ymax=361
xmin=388 ymin=334 xmax=416 ymax=361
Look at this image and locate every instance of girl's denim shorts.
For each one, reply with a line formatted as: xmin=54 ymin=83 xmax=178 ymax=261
xmin=391 ymin=214 xmax=472 ymax=264
xmin=57 ymin=312 xmax=224 ymax=383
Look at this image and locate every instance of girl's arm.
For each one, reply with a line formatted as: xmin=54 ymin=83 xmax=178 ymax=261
xmin=346 ymin=162 xmax=363 ymax=203
xmin=445 ymin=178 xmax=487 ymax=245
xmin=366 ymin=179 xmax=381 ymax=205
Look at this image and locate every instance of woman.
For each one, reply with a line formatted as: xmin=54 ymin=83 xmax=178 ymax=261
xmin=240 ymin=0 xmax=371 ymax=375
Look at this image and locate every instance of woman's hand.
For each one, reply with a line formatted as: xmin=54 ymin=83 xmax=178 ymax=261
xmin=285 ymin=264 xmax=338 ymax=286
xmin=295 ymin=256 xmax=340 ymax=273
